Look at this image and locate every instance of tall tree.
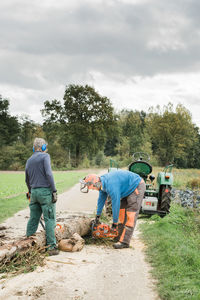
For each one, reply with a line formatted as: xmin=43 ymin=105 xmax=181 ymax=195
xmin=116 ymin=110 xmax=146 ymax=157
xmin=0 ymin=95 xmax=20 ymax=147
xmin=184 ymin=126 xmax=200 ymax=168
xmin=42 ymin=85 xmax=115 ymax=166
xmin=146 ymin=103 xmax=198 ymax=167
xmin=19 ymin=116 xmax=38 ymax=145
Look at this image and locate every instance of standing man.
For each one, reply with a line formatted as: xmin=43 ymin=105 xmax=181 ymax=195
xmin=25 ymin=138 xmax=59 ymax=255
xmin=80 ymin=170 xmax=145 ymax=249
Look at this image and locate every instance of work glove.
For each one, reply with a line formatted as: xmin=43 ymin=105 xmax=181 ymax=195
xmin=111 ymin=223 xmax=118 ymax=232
xmin=94 ymin=215 xmax=101 ymax=225
xmin=52 ymin=191 xmax=58 ymax=203
xmin=91 ymin=215 xmax=101 ymax=230
xmin=26 ymin=192 xmax=31 ymax=201
xmin=111 ymin=223 xmax=118 ymax=229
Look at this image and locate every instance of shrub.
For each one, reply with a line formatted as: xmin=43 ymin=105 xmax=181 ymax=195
xmin=186 ymin=178 xmax=200 ymax=190
xmin=79 ymin=155 xmax=90 ymax=168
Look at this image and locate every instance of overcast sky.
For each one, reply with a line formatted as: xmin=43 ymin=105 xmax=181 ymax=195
xmin=0 ymin=0 xmax=200 ymax=127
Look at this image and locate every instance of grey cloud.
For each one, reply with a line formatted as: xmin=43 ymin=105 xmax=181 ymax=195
xmin=1 ymin=0 xmax=200 ymax=91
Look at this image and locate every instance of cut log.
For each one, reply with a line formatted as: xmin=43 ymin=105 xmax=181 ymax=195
xmin=0 ymin=217 xmax=92 ymax=265
xmin=55 ymin=217 xmax=92 ymax=242
xmin=58 ymin=233 xmax=85 ymax=252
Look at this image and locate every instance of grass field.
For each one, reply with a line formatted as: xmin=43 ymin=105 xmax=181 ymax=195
xmin=0 ymin=170 xmax=89 ymax=223
xmin=152 ymin=166 xmax=200 ymax=189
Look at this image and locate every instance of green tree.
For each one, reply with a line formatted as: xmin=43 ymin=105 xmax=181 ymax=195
xmin=146 ymin=103 xmax=198 ymax=167
xmin=42 ymin=85 xmax=115 ymax=166
xmin=116 ymin=110 xmax=146 ymax=157
xmin=104 ymin=113 xmax=120 ymax=156
xmin=183 ymin=126 xmax=200 ymax=168
xmin=0 ymin=95 xmax=20 ymax=147
xmin=19 ymin=116 xmax=37 ymax=145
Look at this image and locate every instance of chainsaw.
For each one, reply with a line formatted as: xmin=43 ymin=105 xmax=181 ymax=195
xmin=91 ymin=222 xmax=118 ymax=239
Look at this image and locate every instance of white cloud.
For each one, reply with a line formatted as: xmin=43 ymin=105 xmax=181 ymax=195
xmin=0 ymin=0 xmax=200 ymax=128
xmin=1 ymin=83 xmax=65 ymax=123
xmin=89 ymin=71 xmax=200 ymax=127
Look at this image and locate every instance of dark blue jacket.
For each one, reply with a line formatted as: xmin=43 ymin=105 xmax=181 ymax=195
xmin=25 ymin=151 xmax=56 ymax=192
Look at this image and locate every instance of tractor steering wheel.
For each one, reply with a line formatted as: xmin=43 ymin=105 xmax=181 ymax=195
xmin=132 ymin=152 xmax=150 ymax=162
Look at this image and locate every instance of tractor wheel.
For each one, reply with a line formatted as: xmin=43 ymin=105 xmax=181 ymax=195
xmin=105 ymin=196 xmax=112 ymax=217
xmin=160 ymin=186 xmax=171 ymax=213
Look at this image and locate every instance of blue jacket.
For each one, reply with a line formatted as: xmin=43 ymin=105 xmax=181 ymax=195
xmin=97 ymin=170 xmax=141 ymax=223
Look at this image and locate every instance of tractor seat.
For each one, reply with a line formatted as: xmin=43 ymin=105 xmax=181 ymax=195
xmin=128 ymin=161 xmax=152 ymax=179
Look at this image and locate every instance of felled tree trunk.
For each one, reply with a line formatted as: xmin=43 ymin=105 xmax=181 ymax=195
xmin=0 ymin=217 xmax=92 ymax=265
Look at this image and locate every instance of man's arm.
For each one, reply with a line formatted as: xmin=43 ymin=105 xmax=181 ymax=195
xmin=43 ymin=154 xmax=56 ymax=192
xmin=96 ymin=190 xmax=107 ymax=216
xmin=25 ymin=167 xmax=31 ymax=193
xmin=109 ymin=190 xmax=121 ymax=224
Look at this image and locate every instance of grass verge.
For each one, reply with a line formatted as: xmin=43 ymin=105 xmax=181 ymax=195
xmin=140 ymin=204 xmax=200 ymax=300
xmin=152 ymin=167 xmax=200 ymax=189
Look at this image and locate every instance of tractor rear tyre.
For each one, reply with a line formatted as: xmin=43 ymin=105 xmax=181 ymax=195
xmin=160 ymin=186 xmax=171 ymax=213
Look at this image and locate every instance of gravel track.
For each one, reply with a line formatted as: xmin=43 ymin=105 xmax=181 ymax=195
xmin=0 ymin=171 xmax=159 ymax=300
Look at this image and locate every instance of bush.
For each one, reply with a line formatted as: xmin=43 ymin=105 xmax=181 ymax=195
xmin=186 ymin=178 xmax=200 ymax=190
xmin=0 ymin=142 xmax=30 ymax=170
xmin=9 ymin=162 xmax=24 ymax=171
xmin=95 ymin=151 xmax=105 ymax=166
xmin=79 ymin=155 xmax=90 ymax=168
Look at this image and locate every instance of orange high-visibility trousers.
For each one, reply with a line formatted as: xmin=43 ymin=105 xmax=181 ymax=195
xmin=118 ymin=180 xmax=146 ymax=245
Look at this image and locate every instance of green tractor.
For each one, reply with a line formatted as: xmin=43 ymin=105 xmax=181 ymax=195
xmin=129 ymin=152 xmax=173 ymax=217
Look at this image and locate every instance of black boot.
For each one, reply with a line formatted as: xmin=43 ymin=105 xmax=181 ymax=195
xmin=113 ymin=242 xmax=129 ymax=249
xmin=47 ymin=247 xmax=60 ymax=255
xmin=113 ymin=223 xmax=124 ymax=242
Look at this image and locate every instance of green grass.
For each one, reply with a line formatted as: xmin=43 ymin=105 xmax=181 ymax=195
xmin=0 ymin=170 xmax=88 ymax=223
xmin=140 ymin=204 xmax=200 ymax=300
xmin=153 ymin=167 xmax=200 ymax=189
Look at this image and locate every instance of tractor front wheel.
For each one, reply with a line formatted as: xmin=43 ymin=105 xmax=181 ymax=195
xmin=160 ymin=185 xmax=171 ymax=213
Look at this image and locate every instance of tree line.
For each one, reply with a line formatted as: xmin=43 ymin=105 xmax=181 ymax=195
xmin=0 ymin=85 xmax=200 ymax=170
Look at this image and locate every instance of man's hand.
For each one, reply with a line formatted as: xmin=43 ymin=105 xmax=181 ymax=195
xmin=91 ymin=215 xmax=101 ymax=228
xmin=111 ymin=223 xmax=118 ymax=232
xmin=26 ymin=192 xmax=31 ymax=201
xmin=52 ymin=191 xmax=57 ymax=203
xmin=95 ymin=215 xmax=101 ymax=225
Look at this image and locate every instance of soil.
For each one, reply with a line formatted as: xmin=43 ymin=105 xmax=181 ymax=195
xmin=0 ymin=171 xmax=159 ymax=300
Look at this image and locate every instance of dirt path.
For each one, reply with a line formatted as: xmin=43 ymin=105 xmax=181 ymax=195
xmin=0 ymin=177 xmax=159 ymax=300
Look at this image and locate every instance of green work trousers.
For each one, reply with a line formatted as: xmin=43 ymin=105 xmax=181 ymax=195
xmin=26 ymin=187 xmax=56 ymax=249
